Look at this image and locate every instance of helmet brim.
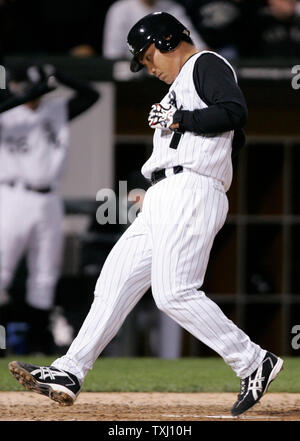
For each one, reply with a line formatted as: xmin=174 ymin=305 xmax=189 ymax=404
xmin=130 ymin=56 xmax=144 ymax=73
xmin=129 ymin=41 xmax=153 ymax=73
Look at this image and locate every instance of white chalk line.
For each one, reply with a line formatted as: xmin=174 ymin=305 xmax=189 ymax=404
xmin=162 ymin=414 xmax=279 ymax=419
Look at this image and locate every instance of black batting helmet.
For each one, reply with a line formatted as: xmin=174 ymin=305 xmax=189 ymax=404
xmin=127 ymin=12 xmax=191 ymax=73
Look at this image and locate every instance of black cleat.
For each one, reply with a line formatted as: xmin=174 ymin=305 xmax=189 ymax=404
xmin=231 ymin=351 xmax=284 ymax=416
xmin=8 ymin=360 xmax=80 ymax=406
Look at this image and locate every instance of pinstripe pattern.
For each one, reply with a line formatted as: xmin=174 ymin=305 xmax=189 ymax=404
xmin=141 ymin=51 xmax=235 ymax=192
xmin=52 ymin=215 xmax=152 ymax=379
xmin=52 ymin=50 xmax=266 ymax=382
xmin=53 ymin=171 xmax=265 ymax=382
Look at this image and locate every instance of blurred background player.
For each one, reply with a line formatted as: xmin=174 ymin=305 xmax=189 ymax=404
xmin=253 ymin=0 xmax=300 ymax=58
xmin=0 ymin=71 xmax=66 ymax=116
xmin=181 ymin=0 xmax=259 ymax=60
xmin=102 ymin=0 xmax=207 ymax=59
xmin=0 ymin=64 xmax=100 ymax=354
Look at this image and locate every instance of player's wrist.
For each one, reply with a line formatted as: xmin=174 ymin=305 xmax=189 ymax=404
xmin=171 ymin=110 xmax=185 ymax=133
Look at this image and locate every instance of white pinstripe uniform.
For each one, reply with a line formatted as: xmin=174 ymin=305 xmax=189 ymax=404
xmin=52 ymin=52 xmax=266 ymax=382
xmin=0 ymin=98 xmax=69 ymax=310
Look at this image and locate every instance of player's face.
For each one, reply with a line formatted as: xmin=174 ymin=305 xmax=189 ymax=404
xmin=139 ymin=43 xmax=181 ymax=84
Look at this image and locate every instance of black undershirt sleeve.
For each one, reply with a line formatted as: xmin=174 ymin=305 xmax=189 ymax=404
xmin=0 ymin=81 xmax=54 ymax=113
xmin=173 ymin=53 xmax=248 ymax=133
xmin=54 ymin=72 xmax=100 ymax=121
xmin=173 ymin=53 xmax=247 ymax=156
xmin=0 ymin=73 xmax=99 ymax=129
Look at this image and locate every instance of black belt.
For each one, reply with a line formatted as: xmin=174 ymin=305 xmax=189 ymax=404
xmin=151 ymin=165 xmax=183 ymax=185
xmin=1 ymin=180 xmax=53 ymax=194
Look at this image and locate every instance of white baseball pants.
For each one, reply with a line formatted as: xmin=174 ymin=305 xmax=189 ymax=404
xmin=53 ymin=171 xmax=266 ymax=381
xmin=0 ymin=184 xmax=64 ymax=310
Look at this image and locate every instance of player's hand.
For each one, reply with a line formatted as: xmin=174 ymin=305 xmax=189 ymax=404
xmin=26 ymin=65 xmax=44 ymax=83
xmin=26 ymin=64 xmax=58 ymax=89
xmin=42 ymin=64 xmax=59 ymax=89
xmin=148 ymin=103 xmax=177 ymax=130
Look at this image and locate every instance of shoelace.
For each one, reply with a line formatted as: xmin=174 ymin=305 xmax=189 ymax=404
xmin=238 ymin=379 xmax=247 ymax=398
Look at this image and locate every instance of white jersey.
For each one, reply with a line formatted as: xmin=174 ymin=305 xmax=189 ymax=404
xmin=0 ymin=97 xmax=69 ymax=189
xmin=141 ymin=51 xmax=237 ymax=192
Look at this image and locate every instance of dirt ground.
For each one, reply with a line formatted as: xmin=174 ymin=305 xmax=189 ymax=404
xmin=0 ymin=391 xmax=300 ymax=421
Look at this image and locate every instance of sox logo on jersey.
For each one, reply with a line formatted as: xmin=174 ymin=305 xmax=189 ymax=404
xmin=148 ymin=90 xmax=182 ymax=131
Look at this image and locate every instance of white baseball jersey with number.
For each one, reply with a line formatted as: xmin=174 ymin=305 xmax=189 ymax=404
xmin=0 ymin=98 xmax=69 ymax=310
xmin=0 ymin=97 xmax=69 ymax=188
xmin=52 ymin=53 xmax=266 ymax=381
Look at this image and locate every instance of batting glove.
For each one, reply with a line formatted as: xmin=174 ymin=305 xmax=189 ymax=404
xmin=148 ymin=103 xmax=177 ymax=130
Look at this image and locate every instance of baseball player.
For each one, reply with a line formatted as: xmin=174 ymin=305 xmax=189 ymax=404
xmin=0 ymin=65 xmax=100 ymax=354
xmin=0 ymin=70 xmax=55 ymax=113
xmin=9 ymin=13 xmax=283 ymax=416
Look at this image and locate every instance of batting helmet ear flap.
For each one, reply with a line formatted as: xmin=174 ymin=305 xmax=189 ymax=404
xmin=153 ymin=28 xmax=190 ymax=53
